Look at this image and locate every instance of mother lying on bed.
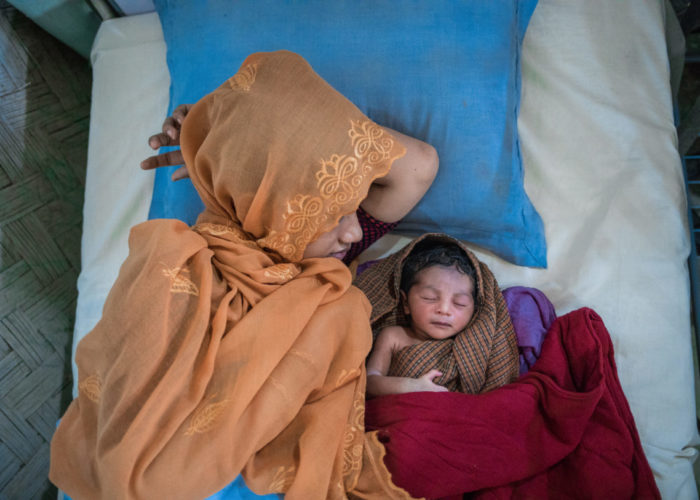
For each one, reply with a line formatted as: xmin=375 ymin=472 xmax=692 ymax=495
xmin=50 ymin=48 xmax=662 ymax=499
xmin=50 ymin=50 xmax=440 ymax=499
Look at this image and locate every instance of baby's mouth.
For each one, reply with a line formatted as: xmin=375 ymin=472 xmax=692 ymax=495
xmin=431 ymin=321 xmax=452 ymax=328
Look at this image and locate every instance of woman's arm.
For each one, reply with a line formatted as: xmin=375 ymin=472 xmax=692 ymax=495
xmin=141 ymin=109 xmax=438 ymax=221
xmin=360 ymin=127 xmax=438 ymax=223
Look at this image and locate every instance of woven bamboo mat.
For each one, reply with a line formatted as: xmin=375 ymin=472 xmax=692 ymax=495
xmin=0 ymin=1 xmax=90 ymax=498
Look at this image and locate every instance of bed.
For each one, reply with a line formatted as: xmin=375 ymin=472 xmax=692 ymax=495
xmin=72 ymin=0 xmax=698 ymax=497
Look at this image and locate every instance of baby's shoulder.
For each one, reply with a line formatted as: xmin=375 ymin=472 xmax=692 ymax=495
xmin=377 ymin=325 xmax=414 ymax=350
xmin=377 ymin=324 xmax=408 ymax=338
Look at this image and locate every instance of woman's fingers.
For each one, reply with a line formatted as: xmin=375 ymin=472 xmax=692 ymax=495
xmin=170 ymin=166 xmax=189 ymax=181
xmin=148 ymin=104 xmax=193 ymax=149
xmin=171 ymin=103 xmax=192 ymax=124
xmin=161 ymin=115 xmax=181 ymax=142
xmin=141 ymin=104 xmax=194 ymax=177
xmin=140 ymin=149 xmax=186 ymax=170
xmin=148 ymin=132 xmax=172 ymax=149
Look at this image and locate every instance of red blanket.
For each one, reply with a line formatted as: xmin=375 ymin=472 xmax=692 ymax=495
xmin=365 ymin=308 xmax=660 ymax=499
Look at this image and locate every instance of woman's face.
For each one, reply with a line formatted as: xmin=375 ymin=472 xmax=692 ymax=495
xmin=302 ymin=212 xmax=363 ymax=260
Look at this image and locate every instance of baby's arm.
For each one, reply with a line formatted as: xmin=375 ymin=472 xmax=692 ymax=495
xmin=366 ymin=327 xmax=448 ymax=397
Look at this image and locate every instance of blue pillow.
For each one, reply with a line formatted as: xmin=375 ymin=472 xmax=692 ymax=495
xmin=150 ymin=0 xmax=546 ymax=268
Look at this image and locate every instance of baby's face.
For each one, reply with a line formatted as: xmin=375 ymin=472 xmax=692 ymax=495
xmin=403 ymin=264 xmax=475 ymax=341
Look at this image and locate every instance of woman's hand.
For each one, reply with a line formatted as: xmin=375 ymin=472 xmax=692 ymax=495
xmin=140 ymin=104 xmax=193 ymax=181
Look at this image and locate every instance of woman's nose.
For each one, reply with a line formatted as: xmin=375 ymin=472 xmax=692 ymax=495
xmin=340 ymin=212 xmax=363 ymax=244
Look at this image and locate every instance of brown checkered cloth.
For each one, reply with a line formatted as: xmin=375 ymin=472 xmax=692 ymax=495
xmin=354 ymin=233 xmax=519 ymax=393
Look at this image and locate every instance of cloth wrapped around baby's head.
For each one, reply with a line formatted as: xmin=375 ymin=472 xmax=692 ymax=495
xmin=355 ymin=233 xmax=520 ymax=393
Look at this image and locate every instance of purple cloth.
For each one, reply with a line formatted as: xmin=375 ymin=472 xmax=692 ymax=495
xmin=502 ymin=286 xmax=557 ymax=375
xmin=356 ymin=259 xmax=380 ymax=276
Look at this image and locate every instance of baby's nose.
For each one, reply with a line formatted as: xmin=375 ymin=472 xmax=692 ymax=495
xmin=437 ymin=300 xmax=452 ymax=315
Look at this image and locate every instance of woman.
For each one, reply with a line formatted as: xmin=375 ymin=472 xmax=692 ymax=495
xmin=141 ymin=98 xmax=438 ymax=266
xmin=50 ymin=51 xmax=436 ymax=499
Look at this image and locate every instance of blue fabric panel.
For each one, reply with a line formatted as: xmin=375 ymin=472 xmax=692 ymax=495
xmin=204 ymin=475 xmax=279 ymax=500
xmin=63 ymin=474 xmax=276 ymax=500
xmin=150 ymin=0 xmax=546 ymax=268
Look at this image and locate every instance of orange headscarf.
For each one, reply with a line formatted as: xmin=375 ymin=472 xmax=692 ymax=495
xmin=50 ymin=51 xmax=412 ymax=499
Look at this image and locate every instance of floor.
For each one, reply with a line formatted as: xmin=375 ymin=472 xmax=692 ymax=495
xmin=0 ymin=1 xmax=90 ymax=498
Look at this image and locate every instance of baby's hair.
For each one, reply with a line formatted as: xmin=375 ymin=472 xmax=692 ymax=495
xmin=400 ymin=241 xmax=477 ymax=298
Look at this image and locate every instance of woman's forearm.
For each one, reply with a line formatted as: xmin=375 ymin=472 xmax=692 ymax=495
xmin=360 ymin=127 xmax=438 ymax=223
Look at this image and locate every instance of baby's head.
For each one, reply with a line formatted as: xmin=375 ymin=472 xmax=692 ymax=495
xmin=399 ymin=242 xmax=477 ymax=341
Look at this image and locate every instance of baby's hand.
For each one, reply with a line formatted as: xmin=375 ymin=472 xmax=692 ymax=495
xmin=413 ymin=369 xmax=448 ymax=393
xmin=140 ymin=103 xmax=192 ymax=181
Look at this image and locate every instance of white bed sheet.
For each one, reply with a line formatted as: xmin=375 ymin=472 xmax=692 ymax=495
xmin=75 ymin=2 xmax=699 ymax=497
xmin=72 ymin=12 xmax=165 ymax=379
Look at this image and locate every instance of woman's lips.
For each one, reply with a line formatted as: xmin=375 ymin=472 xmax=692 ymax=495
xmin=330 ymin=250 xmax=348 ymax=260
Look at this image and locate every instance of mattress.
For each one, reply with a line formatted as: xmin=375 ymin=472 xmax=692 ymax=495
xmin=74 ymin=2 xmax=698 ymax=497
